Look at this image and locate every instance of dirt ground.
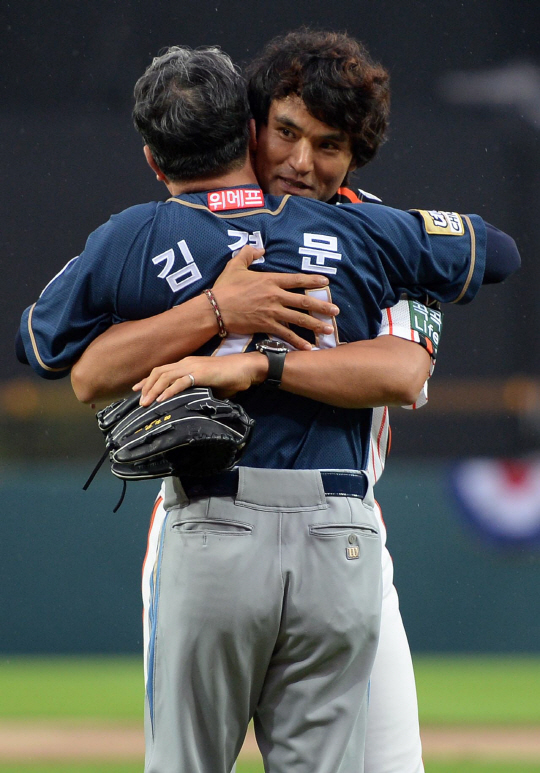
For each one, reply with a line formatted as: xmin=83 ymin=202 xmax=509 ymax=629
xmin=0 ymin=722 xmax=539 ymax=762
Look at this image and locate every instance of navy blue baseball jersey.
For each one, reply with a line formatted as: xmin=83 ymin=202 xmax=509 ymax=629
xmin=20 ymin=186 xmax=486 ymax=471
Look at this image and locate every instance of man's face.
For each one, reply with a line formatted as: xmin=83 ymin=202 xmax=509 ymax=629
xmin=254 ymin=95 xmax=356 ymax=203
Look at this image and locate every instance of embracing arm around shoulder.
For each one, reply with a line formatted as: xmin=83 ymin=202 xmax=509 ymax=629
xmin=70 ymin=246 xmax=340 ymax=403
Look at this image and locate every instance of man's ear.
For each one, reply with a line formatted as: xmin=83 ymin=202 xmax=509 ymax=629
xmin=143 ymin=145 xmax=168 ymax=182
xmin=248 ymin=119 xmax=258 ymax=152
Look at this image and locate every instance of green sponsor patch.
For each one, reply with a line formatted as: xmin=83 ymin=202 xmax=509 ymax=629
xmin=408 ymin=300 xmax=442 ymax=357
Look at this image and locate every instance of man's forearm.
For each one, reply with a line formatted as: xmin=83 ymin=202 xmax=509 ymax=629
xmin=71 ymin=294 xmax=218 ymax=402
xmin=278 ymin=336 xmax=431 ymax=408
xmin=138 ymin=335 xmax=431 ymax=410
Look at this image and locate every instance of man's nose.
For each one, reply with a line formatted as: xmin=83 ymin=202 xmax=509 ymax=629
xmin=289 ymin=140 xmax=314 ymax=175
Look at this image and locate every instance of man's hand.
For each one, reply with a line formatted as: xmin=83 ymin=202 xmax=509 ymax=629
xmin=212 ymin=245 xmax=339 ymax=350
xmin=134 ymin=352 xmax=267 ymax=406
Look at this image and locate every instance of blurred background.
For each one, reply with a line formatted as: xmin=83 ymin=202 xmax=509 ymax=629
xmin=1 ymin=0 xmax=540 ymax=770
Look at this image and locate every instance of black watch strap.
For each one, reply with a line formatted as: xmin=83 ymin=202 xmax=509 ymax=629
xmin=256 ymin=341 xmax=288 ymax=389
xmin=264 ymin=348 xmax=287 ymax=388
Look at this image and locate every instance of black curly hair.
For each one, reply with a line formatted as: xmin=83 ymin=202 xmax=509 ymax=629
xmin=245 ymin=29 xmax=390 ymax=169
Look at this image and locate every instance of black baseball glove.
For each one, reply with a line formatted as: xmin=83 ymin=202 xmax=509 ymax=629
xmin=95 ymin=386 xmax=255 ymax=482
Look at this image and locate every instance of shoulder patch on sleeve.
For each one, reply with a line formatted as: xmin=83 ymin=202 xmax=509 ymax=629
xmin=412 ymin=209 xmax=465 ymax=236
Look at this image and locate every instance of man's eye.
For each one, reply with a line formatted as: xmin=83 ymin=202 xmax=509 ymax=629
xmin=279 ymin=127 xmax=294 ymax=138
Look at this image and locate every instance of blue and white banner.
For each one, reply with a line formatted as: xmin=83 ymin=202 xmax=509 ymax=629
xmin=449 ymin=458 xmax=540 ymax=547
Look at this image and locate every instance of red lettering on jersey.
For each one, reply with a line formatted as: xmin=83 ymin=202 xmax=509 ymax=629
xmin=207 ymin=188 xmax=265 ymax=212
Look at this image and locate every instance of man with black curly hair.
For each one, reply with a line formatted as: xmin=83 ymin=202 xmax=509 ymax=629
xmin=19 ymin=34 xmax=519 ymax=773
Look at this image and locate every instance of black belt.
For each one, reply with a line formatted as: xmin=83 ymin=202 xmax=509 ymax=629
xmin=182 ymin=469 xmax=368 ymax=500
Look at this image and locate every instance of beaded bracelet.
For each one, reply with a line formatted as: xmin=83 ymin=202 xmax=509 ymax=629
xmin=203 ymin=289 xmax=228 ymax=338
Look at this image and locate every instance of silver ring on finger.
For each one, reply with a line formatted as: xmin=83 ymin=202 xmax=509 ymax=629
xmin=187 ymin=373 xmax=196 ymax=388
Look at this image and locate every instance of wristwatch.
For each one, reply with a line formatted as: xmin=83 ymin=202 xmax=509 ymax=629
xmin=255 ymin=339 xmax=289 ymax=389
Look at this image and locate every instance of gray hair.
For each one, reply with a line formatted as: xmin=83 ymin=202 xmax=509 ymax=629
xmin=133 ymin=46 xmax=251 ymax=182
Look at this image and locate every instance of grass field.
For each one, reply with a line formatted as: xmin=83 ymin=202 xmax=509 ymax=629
xmin=2 ymin=761 xmax=540 ymax=773
xmin=0 ymin=654 xmax=538 ymax=772
xmin=414 ymin=655 xmax=540 ymax=725
xmin=1 ymin=654 xmax=539 ymax=724
xmin=0 ymin=765 xmax=539 ymax=773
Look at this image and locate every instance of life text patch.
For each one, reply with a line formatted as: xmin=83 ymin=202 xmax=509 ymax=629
xmin=208 ymin=188 xmax=265 ymax=212
xmin=408 ymin=300 xmax=443 ymax=358
xmin=413 ymin=210 xmax=465 ymax=236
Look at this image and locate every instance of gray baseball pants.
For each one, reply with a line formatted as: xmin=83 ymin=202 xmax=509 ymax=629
xmin=144 ymin=467 xmax=382 ymax=773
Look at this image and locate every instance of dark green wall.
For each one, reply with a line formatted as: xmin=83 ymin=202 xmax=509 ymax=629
xmin=1 ymin=463 xmax=156 ymax=654
xmin=377 ymin=462 xmax=540 ymax=653
xmin=1 ymin=461 xmax=539 ymax=654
